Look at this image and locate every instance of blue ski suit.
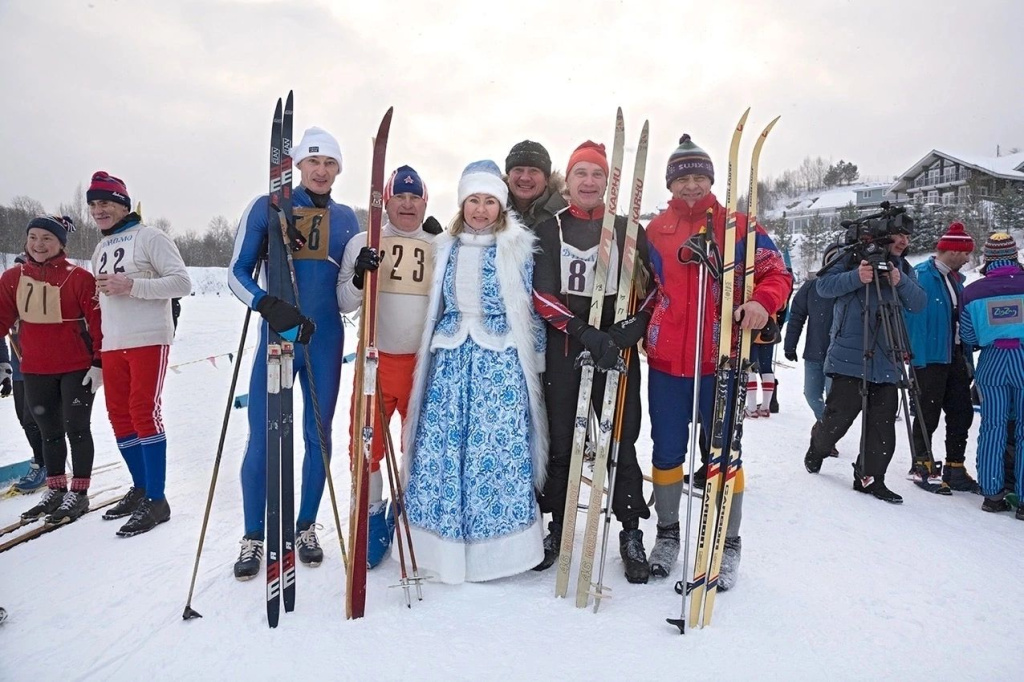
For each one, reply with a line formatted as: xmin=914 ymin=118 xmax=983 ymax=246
xmin=229 ymin=186 xmax=360 ymax=535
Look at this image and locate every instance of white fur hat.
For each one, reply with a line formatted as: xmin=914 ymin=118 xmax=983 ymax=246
xmin=291 ymin=126 xmax=343 ymax=169
xmin=457 ymin=159 xmax=509 ymax=206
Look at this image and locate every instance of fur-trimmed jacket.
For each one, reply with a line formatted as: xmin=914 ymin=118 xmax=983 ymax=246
xmin=509 ymin=173 xmax=568 ymax=229
xmin=402 ymin=216 xmax=549 ymax=488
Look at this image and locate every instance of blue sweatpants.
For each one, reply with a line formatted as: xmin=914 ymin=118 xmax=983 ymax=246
xmin=241 ymin=324 xmax=342 ymax=536
xmin=975 ymin=348 xmax=1024 ymax=499
xmin=648 ymin=369 xmax=741 ymax=470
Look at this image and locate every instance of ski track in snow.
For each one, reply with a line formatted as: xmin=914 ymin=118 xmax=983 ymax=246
xmin=1 ymin=293 xmax=1022 ymax=681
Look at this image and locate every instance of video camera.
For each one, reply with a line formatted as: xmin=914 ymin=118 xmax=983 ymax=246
xmin=839 ymin=201 xmax=913 ymax=271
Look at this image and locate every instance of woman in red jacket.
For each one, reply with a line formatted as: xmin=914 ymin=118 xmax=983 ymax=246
xmin=0 ymin=216 xmax=103 ymax=524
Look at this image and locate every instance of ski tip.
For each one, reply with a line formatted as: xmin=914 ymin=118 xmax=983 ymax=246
xmin=760 ymin=115 xmax=781 ymax=137
xmin=285 ymin=91 xmax=293 ymax=108
xmin=736 ymin=107 xmax=751 ymax=128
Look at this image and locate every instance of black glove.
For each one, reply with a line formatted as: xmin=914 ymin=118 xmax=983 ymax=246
xmin=578 ymin=326 xmax=620 ymax=370
xmin=784 ymin=349 xmax=798 ymax=362
xmin=256 ymin=295 xmax=316 ymax=344
xmin=422 ymin=216 xmax=443 ymax=235
xmin=352 ymin=247 xmax=380 ymax=290
xmin=607 ymin=310 xmax=651 ymax=349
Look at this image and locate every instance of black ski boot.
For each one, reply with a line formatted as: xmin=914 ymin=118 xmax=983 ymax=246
xmin=982 ymin=496 xmax=1012 ymax=513
xmin=853 ymin=472 xmax=903 ymax=504
xmin=804 ymin=446 xmax=826 ymax=474
xmin=103 ymin=487 xmax=147 ymax=520
xmin=21 ymin=488 xmax=66 ymax=521
xmin=234 ymin=533 xmax=265 ymax=580
xmin=297 ymin=522 xmax=323 ymax=566
xmin=649 ymin=523 xmax=680 ymax=578
xmin=943 ymin=462 xmax=981 ymax=494
xmin=47 ymin=490 xmax=90 ymax=524
xmin=619 ymin=528 xmax=650 ymax=584
xmin=116 ymin=497 xmax=171 ymax=537
xmin=684 ymin=463 xmax=707 ymax=489
xmin=718 ymin=536 xmax=742 ymax=592
xmin=1016 ymin=505 xmax=1024 ymax=521
xmin=532 ymin=521 xmax=562 ymax=572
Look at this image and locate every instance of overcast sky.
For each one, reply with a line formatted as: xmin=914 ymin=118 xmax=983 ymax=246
xmin=2 ymin=0 xmax=1021 ymax=234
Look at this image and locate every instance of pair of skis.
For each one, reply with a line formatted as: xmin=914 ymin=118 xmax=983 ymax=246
xmin=0 ymin=486 xmax=125 ymax=552
xmin=671 ymin=110 xmax=780 ymax=632
xmin=556 ymin=109 xmax=650 ymax=611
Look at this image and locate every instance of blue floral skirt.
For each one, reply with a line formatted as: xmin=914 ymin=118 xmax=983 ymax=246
xmin=404 ymin=338 xmax=542 ymax=583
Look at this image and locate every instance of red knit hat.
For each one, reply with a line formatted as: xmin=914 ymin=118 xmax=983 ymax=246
xmin=86 ymin=171 xmax=131 ymax=209
xmin=936 ymin=222 xmax=974 ymax=253
xmin=567 ymin=141 xmax=609 ymax=176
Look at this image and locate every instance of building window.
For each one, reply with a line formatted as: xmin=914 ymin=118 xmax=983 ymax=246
xmin=928 ymin=168 xmax=940 ymax=184
xmin=942 ymin=192 xmax=956 ymax=206
xmin=927 ymin=190 xmax=939 ymax=203
xmin=958 ymin=186 xmax=969 ymax=203
xmin=943 ymin=167 xmax=956 ymax=183
xmin=976 ymin=185 xmax=989 ymax=197
xmin=959 ymin=168 xmax=972 ymax=181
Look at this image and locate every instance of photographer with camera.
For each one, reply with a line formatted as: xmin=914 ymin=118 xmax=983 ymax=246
xmin=803 ymin=207 xmax=926 ymax=503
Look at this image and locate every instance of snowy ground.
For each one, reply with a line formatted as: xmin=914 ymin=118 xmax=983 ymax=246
xmin=1 ymin=293 xmax=1022 ymax=681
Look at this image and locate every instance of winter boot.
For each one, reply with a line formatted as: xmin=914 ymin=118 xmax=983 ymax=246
xmin=116 ymin=497 xmax=171 ymax=537
xmin=619 ymin=528 xmax=650 ymax=584
xmin=981 ymin=495 xmax=1012 ymax=513
xmin=1016 ymin=506 xmax=1024 ymax=521
xmin=12 ymin=463 xmax=46 ymax=494
xmin=804 ymin=446 xmax=826 ymax=474
xmin=46 ymin=490 xmax=90 ymax=524
xmin=743 ymin=407 xmax=759 ymax=419
xmin=684 ymin=463 xmax=707 ymax=490
xmin=943 ymin=462 xmax=981 ymax=494
xmin=297 ymin=522 xmax=324 ymax=567
xmin=234 ymin=533 xmax=265 ymax=580
xmin=21 ymin=487 xmax=65 ymax=520
xmin=649 ymin=523 xmax=680 ymax=578
xmin=853 ymin=471 xmax=903 ymax=504
xmin=367 ymin=500 xmax=396 ymax=569
xmin=718 ymin=536 xmax=742 ymax=592
xmin=532 ymin=521 xmax=562 ymax=572
xmin=756 ymin=407 xmax=771 ymax=418
xmin=103 ymin=486 xmax=147 ymax=520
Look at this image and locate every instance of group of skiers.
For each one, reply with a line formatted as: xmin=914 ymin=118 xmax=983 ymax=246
xmin=221 ymin=124 xmax=793 ymax=591
xmin=1 ymin=173 xmax=192 ymax=536
xmin=787 ymin=218 xmax=1024 ymax=515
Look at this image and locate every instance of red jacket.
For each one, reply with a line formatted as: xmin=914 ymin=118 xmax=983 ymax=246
xmin=0 ymin=254 xmax=102 ymax=374
xmin=645 ymin=193 xmax=792 ymax=377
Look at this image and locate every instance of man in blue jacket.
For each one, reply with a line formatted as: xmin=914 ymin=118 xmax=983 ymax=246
xmin=804 ymin=233 xmax=927 ymax=503
xmin=905 ymin=222 xmax=979 ymax=493
xmin=228 ymin=126 xmax=361 ymax=578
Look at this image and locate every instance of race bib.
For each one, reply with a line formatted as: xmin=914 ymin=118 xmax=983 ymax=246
xmin=95 ymin=233 xmax=138 ymax=276
xmin=16 ymin=274 xmax=63 ymax=324
xmin=559 ymin=240 xmax=619 ymax=298
xmin=379 ymin=235 xmax=432 ymax=296
xmin=290 ymin=208 xmax=330 ymax=261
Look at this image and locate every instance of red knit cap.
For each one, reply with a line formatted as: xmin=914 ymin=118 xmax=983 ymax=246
xmin=567 ymin=141 xmax=609 ymax=176
xmin=86 ymin=171 xmax=131 ymax=209
xmin=936 ymin=221 xmax=974 ymax=253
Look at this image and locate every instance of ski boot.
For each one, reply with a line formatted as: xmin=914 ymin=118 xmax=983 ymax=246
xmin=11 ymin=463 xmax=47 ymax=494
xmin=234 ymin=533 xmax=265 ymax=580
xmin=116 ymin=497 xmax=171 ymax=537
xmin=718 ymin=536 xmax=742 ymax=592
xmin=756 ymin=407 xmax=771 ymax=418
xmin=21 ymin=487 xmax=65 ymax=520
xmin=367 ymin=500 xmax=396 ymax=569
xmin=743 ymin=407 xmax=759 ymax=420
xmin=47 ymin=490 xmax=89 ymax=524
xmin=981 ymin=495 xmax=1012 ymax=513
xmin=853 ymin=467 xmax=903 ymax=504
xmin=532 ymin=521 xmax=562 ymax=572
xmin=804 ymin=445 xmax=827 ymax=474
xmin=297 ymin=522 xmax=324 ymax=566
xmin=103 ymin=487 xmax=147 ymax=520
xmin=1016 ymin=505 xmax=1024 ymax=521
xmin=648 ymin=522 xmax=680 ymax=578
xmin=684 ymin=463 xmax=707 ymax=490
xmin=942 ymin=462 xmax=981 ymax=494
xmin=619 ymin=528 xmax=650 ymax=584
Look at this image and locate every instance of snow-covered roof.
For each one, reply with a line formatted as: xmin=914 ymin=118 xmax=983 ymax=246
xmin=767 ymin=182 xmax=890 ymax=218
xmin=889 ymin=149 xmax=1024 ymax=194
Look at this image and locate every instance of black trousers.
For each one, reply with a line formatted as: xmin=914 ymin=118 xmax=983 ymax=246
xmin=540 ymin=350 xmax=650 ymax=527
xmin=12 ymin=379 xmax=44 ymax=466
xmin=911 ymin=351 xmax=974 ymax=464
xmin=22 ymin=370 xmax=95 ymax=480
xmin=811 ymin=375 xmax=898 ymax=479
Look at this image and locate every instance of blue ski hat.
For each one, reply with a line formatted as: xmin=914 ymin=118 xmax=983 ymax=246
xmin=26 ymin=215 xmax=76 ymax=246
xmin=384 ymin=165 xmax=427 ymax=204
xmin=457 ymin=160 xmax=508 ymax=206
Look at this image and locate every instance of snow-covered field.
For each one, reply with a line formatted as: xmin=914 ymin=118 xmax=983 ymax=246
xmin=1 ymin=292 xmax=1022 ymax=681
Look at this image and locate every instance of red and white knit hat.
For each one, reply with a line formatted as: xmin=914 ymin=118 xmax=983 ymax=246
xmin=936 ymin=221 xmax=974 ymax=253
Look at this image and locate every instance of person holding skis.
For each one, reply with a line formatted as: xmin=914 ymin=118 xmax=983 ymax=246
xmin=229 ymin=127 xmax=361 ymax=578
xmin=803 ymin=223 xmax=926 ymax=503
xmin=532 ymin=140 xmax=656 ymax=584
xmin=643 ymin=135 xmax=792 ymax=588
xmin=89 ymin=172 xmax=192 ymax=536
xmin=904 ymin=222 xmax=980 ymax=493
xmin=402 ymin=160 xmax=547 ymax=584
xmin=958 ymin=233 xmax=1024 ymax=519
xmin=0 ymin=216 xmax=103 ymax=524
xmin=504 ymin=140 xmax=567 ymax=228
xmin=337 ymin=165 xmax=439 ymax=568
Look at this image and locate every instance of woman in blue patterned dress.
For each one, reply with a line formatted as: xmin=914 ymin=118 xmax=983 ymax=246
xmin=402 ymin=160 xmax=548 ymax=584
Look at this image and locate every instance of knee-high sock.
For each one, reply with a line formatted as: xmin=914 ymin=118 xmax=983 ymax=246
xmin=652 ymin=465 xmax=684 ymax=527
xmin=141 ymin=433 xmax=167 ymax=500
xmin=761 ymin=373 xmax=776 ymax=409
xmin=727 ymin=469 xmax=745 ymax=537
xmin=746 ymin=380 xmax=759 ymax=410
xmin=117 ymin=433 xmax=146 ymax=489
